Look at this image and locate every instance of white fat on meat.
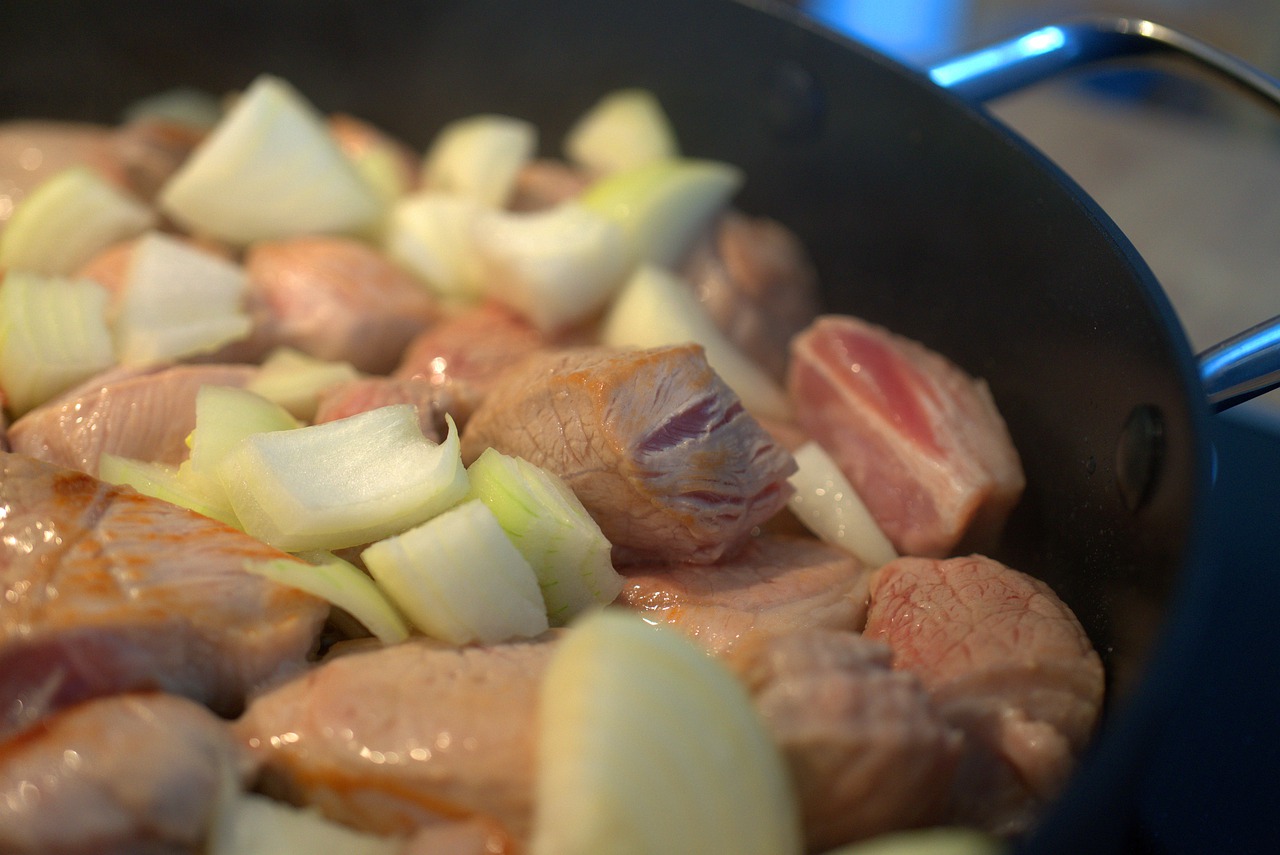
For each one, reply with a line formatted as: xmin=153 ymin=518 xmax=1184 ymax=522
xmin=863 ymin=554 xmax=1105 ymax=835
xmin=0 ymin=452 xmax=328 ymax=737
xmin=788 ymin=314 xmax=1025 ymax=557
xmin=616 ymin=533 xmax=871 ymax=655
xmin=7 ymin=363 xmax=255 ymax=477
xmin=459 ymin=344 xmax=796 ymax=566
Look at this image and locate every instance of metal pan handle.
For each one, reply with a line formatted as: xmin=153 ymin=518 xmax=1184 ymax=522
xmin=929 ymin=17 xmax=1280 ymax=412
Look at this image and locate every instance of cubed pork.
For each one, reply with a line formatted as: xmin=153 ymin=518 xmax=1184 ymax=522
xmin=394 ymin=300 xmax=548 ymax=427
xmin=459 ymin=344 xmax=796 ymax=565
xmin=234 ymin=636 xmax=557 ymax=841
xmin=7 ymin=363 xmax=255 ymax=477
xmin=0 ymin=693 xmax=254 ymax=855
xmin=508 ymin=159 xmax=592 ymax=211
xmin=788 ymin=315 xmax=1025 ymax=557
xmin=615 ymin=533 xmax=871 ymax=655
xmin=682 ymin=211 xmax=821 ymax=381
xmin=242 ymin=236 xmax=441 ymax=373
xmin=726 ymin=630 xmax=962 ymax=850
xmin=863 ymin=554 xmax=1105 ymax=835
xmin=0 ymin=452 xmax=328 ymax=736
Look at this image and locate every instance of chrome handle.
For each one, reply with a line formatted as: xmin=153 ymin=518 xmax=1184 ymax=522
xmin=929 ymin=17 xmax=1280 ymax=412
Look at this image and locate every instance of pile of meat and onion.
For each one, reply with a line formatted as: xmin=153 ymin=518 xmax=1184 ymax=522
xmin=0 ymin=77 xmax=1104 ymax=855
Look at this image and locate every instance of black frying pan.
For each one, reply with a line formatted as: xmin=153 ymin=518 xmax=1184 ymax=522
xmin=1 ymin=1 xmax=1274 ymax=851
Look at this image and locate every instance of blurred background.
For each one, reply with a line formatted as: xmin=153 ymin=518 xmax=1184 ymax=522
xmin=795 ymin=0 xmax=1280 ymax=419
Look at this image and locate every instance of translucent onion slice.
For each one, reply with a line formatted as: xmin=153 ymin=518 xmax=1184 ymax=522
xmin=420 ymin=113 xmax=537 ymax=208
xmin=822 ymin=828 xmax=1007 ymax=855
xmin=563 ymin=88 xmax=680 ymax=175
xmin=113 ymin=231 xmax=252 ymax=366
xmin=472 ymin=202 xmax=627 ymax=332
xmin=157 ymin=74 xmax=383 ymax=245
xmin=208 ymin=790 xmax=400 ymax=855
xmin=787 ymin=441 xmax=898 ymax=568
xmin=383 ymin=192 xmax=486 ymax=300
xmin=0 ymin=273 xmax=115 ymax=415
xmin=217 ymin=407 xmax=468 ymax=552
xmin=244 ymin=553 xmax=410 ymax=646
xmin=0 ymin=166 xmax=155 ymax=276
xmin=361 ymin=499 xmax=549 ymax=645
xmin=467 ymin=447 xmax=623 ymax=625
xmin=579 ymin=157 xmax=742 ymax=269
xmin=601 ymin=264 xmax=791 ymax=420
xmin=530 ymin=608 xmax=803 ymax=855
xmin=244 ymin=347 xmax=361 ymax=421
xmin=98 ymin=453 xmax=240 ymax=526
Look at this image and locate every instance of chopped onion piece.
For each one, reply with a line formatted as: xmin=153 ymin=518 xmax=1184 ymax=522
xmin=0 ymin=273 xmax=115 ymax=415
xmin=208 ymin=790 xmax=400 ymax=855
xmin=113 ymin=231 xmax=252 ymax=366
xmin=467 ymin=448 xmax=623 ymax=625
xmin=787 ymin=441 xmax=898 ymax=567
xmin=531 ymin=609 xmax=803 ymax=855
xmin=0 ymin=167 xmax=155 ymax=276
xmin=602 ymin=264 xmax=791 ymax=420
xmin=362 ymin=499 xmax=549 ymax=645
xmin=472 ymin=202 xmax=627 ymax=332
xmin=218 ymin=407 xmax=469 ymax=552
xmin=421 ymin=113 xmax=537 ymax=208
xmin=158 ymin=74 xmax=383 ymax=244
xmin=383 ymin=192 xmax=486 ymax=300
xmin=245 ymin=347 xmax=361 ymax=421
xmin=98 ymin=453 xmax=240 ymax=526
xmin=244 ymin=554 xmax=410 ymax=645
xmin=579 ymin=157 xmax=742 ymax=268
xmin=564 ymin=88 xmax=679 ymax=175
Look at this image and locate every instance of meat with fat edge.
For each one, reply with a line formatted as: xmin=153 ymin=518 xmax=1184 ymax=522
xmin=0 ymin=452 xmax=328 ymax=737
xmin=459 ymin=344 xmax=796 ymax=565
xmin=788 ymin=314 xmax=1024 ymax=557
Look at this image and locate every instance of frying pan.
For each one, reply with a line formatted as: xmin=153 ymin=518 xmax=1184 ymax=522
xmin=1 ymin=0 xmax=1276 ymax=851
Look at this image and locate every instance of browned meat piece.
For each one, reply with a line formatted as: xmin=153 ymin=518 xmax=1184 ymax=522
xmin=0 ymin=693 xmax=255 ymax=855
xmin=726 ymin=630 xmax=962 ymax=850
xmin=507 ymin=158 xmax=591 ymax=211
xmin=682 ymin=211 xmax=821 ymax=381
xmin=313 ymin=376 xmax=458 ymax=443
xmin=788 ymin=315 xmax=1025 ymax=557
xmin=7 ymin=363 xmax=255 ymax=476
xmin=243 ymin=236 xmax=441 ymax=373
xmin=615 ymin=534 xmax=871 ymax=655
xmin=460 ymin=344 xmax=796 ymax=565
xmin=394 ymin=300 xmax=548 ymax=425
xmin=863 ymin=554 xmax=1105 ymax=835
xmin=0 ymin=453 xmax=328 ymax=736
xmin=234 ymin=636 xmax=557 ymax=841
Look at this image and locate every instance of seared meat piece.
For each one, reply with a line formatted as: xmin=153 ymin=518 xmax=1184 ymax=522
xmin=243 ymin=236 xmax=441 ymax=373
xmin=615 ymin=534 xmax=870 ymax=655
xmin=235 ymin=636 xmax=557 ymax=841
xmin=7 ymin=363 xmax=255 ymax=476
xmin=863 ymin=554 xmax=1105 ymax=835
xmin=313 ymin=376 xmax=458 ymax=443
xmin=0 ymin=693 xmax=254 ymax=855
xmin=0 ymin=453 xmax=328 ymax=736
xmin=110 ymin=118 xmax=207 ymax=203
xmin=394 ymin=301 xmax=547 ymax=426
xmin=459 ymin=344 xmax=796 ymax=565
xmin=726 ymin=630 xmax=962 ymax=850
xmin=328 ymin=113 xmax=420 ymax=197
xmin=788 ymin=315 xmax=1024 ymax=557
xmin=507 ymin=159 xmax=591 ymax=211
xmin=682 ymin=211 xmax=821 ymax=381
